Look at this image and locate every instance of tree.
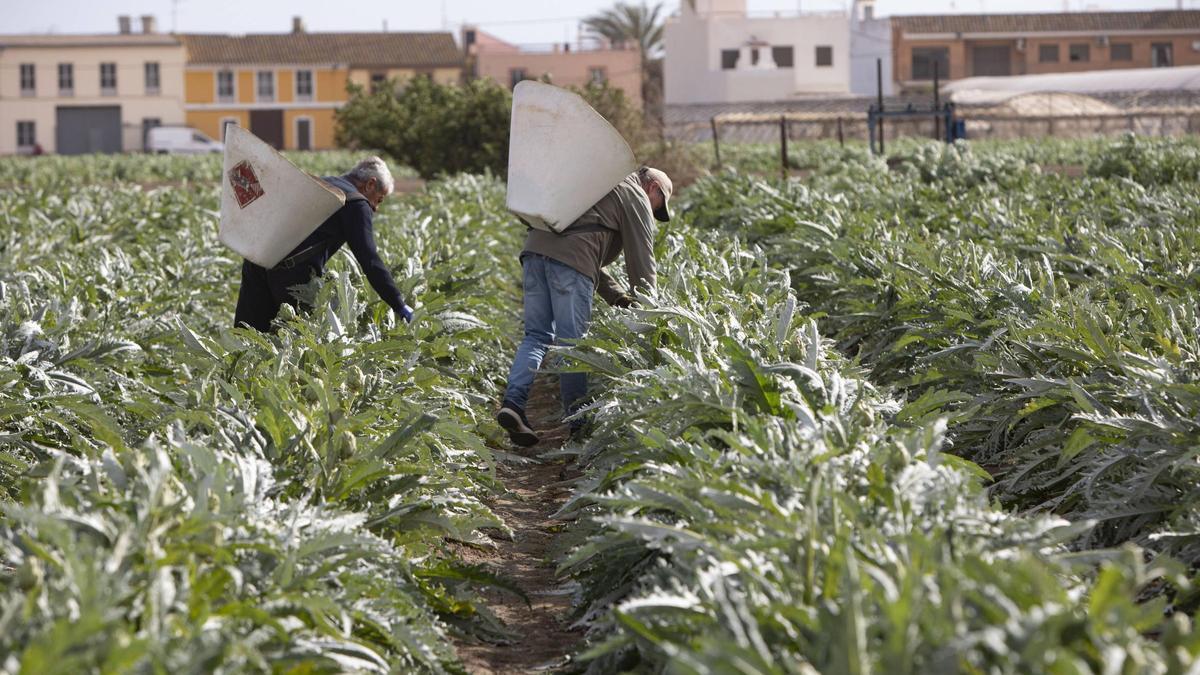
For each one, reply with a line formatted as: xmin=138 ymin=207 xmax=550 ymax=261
xmin=335 ymin=76 xmax=511 ymax=180
xmin=582 ymin=2 xmax=666 ymax=115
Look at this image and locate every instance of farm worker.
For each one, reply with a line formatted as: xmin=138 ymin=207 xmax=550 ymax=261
xmin=496 ymin=166 xmax=673 ymax=446
xmin=232 ymin=157 xmax=415 ymax=332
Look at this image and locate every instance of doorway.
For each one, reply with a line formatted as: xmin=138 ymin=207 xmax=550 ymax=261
xmin=56 ymin=106 xmax=122 ymax=154
xmin=249 ymin=109 xmax=284 ymax=149
xmin=296 ymin=117 xmax=312 ymax=151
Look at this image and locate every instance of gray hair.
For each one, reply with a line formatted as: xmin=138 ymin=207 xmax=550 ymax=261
xmin=344 ymin=156 xmax=395 ymax=195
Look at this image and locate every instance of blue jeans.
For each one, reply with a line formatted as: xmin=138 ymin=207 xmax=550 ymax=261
xmin=503 ymin=254 xmax=593 ymax=419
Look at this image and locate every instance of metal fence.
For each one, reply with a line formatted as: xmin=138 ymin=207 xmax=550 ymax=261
xmin=698 ymin=106 xmax=1200 ymax=149
xmin=667 ymin=90 xmax=1200 ymax=161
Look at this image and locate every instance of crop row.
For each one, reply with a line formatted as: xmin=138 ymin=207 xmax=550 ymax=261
xmin=0 ymin=166 xmax=518 ymax=672
xmin=552 ymin=212 xmax=1198 ymax=672
xmin=676 ymin=135 xmax=1200 ymax=571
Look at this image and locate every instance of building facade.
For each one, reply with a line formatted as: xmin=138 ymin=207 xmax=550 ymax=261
xmin=849 ymin=0 xmax=893 ymax=97
xmin=663 ymin=0 xmax=851 ymax=105
xmin=0 ymin=16 xmax=186 ymax=155
xmin=182 ymin=20 xmax=463 ymax=150
xmin=892 ymin=10 xmax=1200 ymax=91
xmin=464 ymin=28 xmax=643 ymax=107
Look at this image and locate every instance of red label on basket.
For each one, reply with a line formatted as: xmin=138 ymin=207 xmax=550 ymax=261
xmin=229 ymin=161 xmax=264 ymax=208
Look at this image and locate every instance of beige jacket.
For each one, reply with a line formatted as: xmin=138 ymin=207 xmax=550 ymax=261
xmin=521 ymin=173 xmax=657 ymax=306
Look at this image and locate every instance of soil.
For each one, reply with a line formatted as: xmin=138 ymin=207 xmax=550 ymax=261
xmin=455 ymin=373 xmax=585 ymax=674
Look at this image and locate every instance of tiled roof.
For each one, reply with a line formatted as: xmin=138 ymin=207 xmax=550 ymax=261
xmin=181 ymin=32 xmax=463 ymax=68
xmin=894 ymin=10 xmax=1200 ymax=35
xmin=0 ymin=34 xmax=181 ymax=47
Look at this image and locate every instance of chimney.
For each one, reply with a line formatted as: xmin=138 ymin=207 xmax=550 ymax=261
xmin=118 ymin=15 xmax=132 ymax=34
xmin=854 ymin=0 xmax=876 ymax=22
xmin=141 ymin=15 xmax=157 ymax=34
xmin=292 ymin=16 xmax=306 ymax=33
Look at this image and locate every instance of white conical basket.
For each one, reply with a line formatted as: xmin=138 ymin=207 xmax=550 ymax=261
xmin=219 ymin=125 xmax=346 ymax=268
xmin=506 ymin=81 xmax=637 ymax=233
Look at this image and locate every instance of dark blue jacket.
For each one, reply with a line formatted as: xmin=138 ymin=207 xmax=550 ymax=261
xmin=281 ymin=175 xmax=406 ymax=314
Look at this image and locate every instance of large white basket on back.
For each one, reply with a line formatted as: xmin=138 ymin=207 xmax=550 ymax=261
xmin=506 ymin=81 xmax=637 ymax=233
xmin=219 ymin=125 xmax=346 ymax=268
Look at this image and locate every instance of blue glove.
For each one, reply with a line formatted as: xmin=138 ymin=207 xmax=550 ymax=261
xmin=398 ymin=303 xmax=414 ymax=323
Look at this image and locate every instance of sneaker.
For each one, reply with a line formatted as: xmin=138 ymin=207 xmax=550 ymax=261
xmin=497 ymin=403 xmax=539 ymax=447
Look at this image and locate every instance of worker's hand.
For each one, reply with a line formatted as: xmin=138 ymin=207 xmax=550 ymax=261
xmin=398 ymin=304 xmax=414 ymax=323
xmin=610 ymin=295 xmax=635 ymax=309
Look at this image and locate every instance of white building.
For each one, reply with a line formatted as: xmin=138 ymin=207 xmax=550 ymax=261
xmin=849 ymin=0 xmax=894 ymax=97
xmin=663 ymin=0 xmax=851 ymax=105
xmin=0 ymin=16 xmax=186 ymax=155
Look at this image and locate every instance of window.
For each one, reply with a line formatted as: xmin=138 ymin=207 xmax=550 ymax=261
xmin=370 ymin=72 xmax=387 ymax=93
xmin=217 ymin=70 xmax=235 ymax=101
xmin=1111 ymin=42 xmax=1133 ymax=61
xmin=509 ymin=68 xmax=527 ymax=88
xmin=17 ymin=121 xmax=36 ymax=148
xmin=141 ymin=118 xmax=160 ymax=150
xmin=100 ymin=62 xmax=117 ymax=93
xmin=720 ymin=49 xmax=740 ymax=70
xmin=295 ymin=69 xmax=314 ymax=100
xmin=20 ymin=64 xmax=35 ymax=95
xmin=256 ymin=71 xmax=274 ymax=101
xmin=145 ymin=62 xmax=160 ymax=94
xmin=220 ymin=117 xmax=239 ymax=141
xmin=911 ymin=47 xmax=948 ymax=80
xmin=772 ymin=46 xmax=794 ymax=68
xmin=1038 ymin=44 xmax=1059 ymax=63
xmin=589 ymin=66 xmax=607 ymax=85
xmin=1152 ymin=42 xmax=1173 ymax=67
xmin=815 ymin=45 xmax=833 ymax=67
xmin=1068 ymin=43 xmax=1089 ymax=62
xmin=58 ymin=63 xmax=73 ymax=95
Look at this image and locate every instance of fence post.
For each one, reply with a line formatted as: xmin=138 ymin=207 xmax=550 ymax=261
xmin=710 ymin=116 xmax=722 ymax=169
xmin=933 ymin=60 xmax=941 ymax=141
xmin=780 ymin=115 xmax=789 ymax=181
xmin=837 ymin=117 xmax=845 ymax=147
xmin=876 ymin=58 xmax=885 ymax=155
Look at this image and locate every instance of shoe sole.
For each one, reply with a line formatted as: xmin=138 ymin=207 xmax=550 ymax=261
xmin=497 ymin=409 xmax=539 ymax=447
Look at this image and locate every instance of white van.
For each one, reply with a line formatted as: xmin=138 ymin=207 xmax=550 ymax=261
xmin=147 ymin=126 xmax=224 ymax=154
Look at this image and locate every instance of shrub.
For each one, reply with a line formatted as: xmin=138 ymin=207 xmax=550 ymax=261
xmin=336 ymin=77 xmax=511 ymax=180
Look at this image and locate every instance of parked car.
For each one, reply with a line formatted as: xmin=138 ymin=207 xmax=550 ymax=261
xmin=147 ymin=126 xmax=223 ymax=154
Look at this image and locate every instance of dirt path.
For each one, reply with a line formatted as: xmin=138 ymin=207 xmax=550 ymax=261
xmin=455 ymin=374 xmax=584 ymax=674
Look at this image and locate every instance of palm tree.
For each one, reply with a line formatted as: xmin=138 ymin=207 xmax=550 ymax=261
xmin=582 ymin=2 xmax=666 ymax=112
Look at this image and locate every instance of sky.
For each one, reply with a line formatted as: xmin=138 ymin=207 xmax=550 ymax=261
xmin=4 ymin=0 xmax=1198 ymax=45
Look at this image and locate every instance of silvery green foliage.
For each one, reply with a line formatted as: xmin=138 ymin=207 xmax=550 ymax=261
xmin=683 ymin=138 xmax=1200 ymax=569
xmin=556 ymin=178 xmax=1200 ymax=672
xmin=0 ymin=159 xmax=521 ymax=672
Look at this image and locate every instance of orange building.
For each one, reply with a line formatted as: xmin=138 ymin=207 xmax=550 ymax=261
xmin=463 ymin=28 xmax=643 ymax=108
xmin=181 ymin=20 xmax=463 ymax=150
xmin=892 ymin=10 xmax=1200 ymax=92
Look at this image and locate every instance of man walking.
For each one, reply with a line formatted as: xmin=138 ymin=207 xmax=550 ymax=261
xmin=496 ymin=167 xmax=673 ymax=446
xmin=233 ymin=157 xmax=414 ymax=332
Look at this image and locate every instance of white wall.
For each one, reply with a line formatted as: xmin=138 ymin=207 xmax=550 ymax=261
xmin=850 ymin=16 xmax=894 ymax=96
xmin=0 ymin=44 xmax=186 ymax=154
xmin=665 ymin=11 xmax=851 ymax=105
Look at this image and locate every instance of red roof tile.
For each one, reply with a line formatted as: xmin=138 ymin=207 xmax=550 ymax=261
xmin=894 ymin=10 xmax=1200 ymax=36
xmin=181 ymin=32 xmax=463 ymax=68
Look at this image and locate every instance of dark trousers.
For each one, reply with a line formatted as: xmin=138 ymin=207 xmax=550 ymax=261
xmin=233 ymin=260 xmax=314 ymax=332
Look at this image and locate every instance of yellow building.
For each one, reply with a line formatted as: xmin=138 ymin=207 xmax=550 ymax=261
xmin=181 ymin=22 xmax=463 ymax=150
